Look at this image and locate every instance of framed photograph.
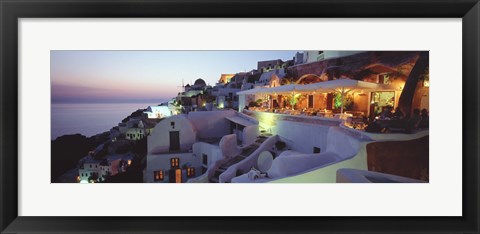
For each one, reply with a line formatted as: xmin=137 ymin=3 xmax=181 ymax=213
xmin=1 ymin=0 xmax=478 ymax=233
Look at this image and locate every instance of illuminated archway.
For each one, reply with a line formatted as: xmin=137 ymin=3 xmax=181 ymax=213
xmin=296 ymin=74 xmax=324 ymax=85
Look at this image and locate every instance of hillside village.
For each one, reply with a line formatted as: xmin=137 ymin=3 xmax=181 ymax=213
xmin=54 ymin=51 xmax=429 ymax=183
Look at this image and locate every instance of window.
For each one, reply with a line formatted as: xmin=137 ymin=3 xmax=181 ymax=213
xmin=154 ymin=170 xmax=164 ymax=181
xmin=378 ymin=74 xmax=391 ymax=84
xmin=202 ymin=154 xmax=208 ymax=165
xmin=170 ymin=158 xmax=180 ymax=168
xmin=371 ymin=91 xmax=396 ymax=116
xmin=313 ymin=147 xmax=321 ymax=154
xmin=170 ymin=121 xmax=175 ymax=129
xmin=308 ymin=95 xmax=314 ymax=108
xmin=187 ymin=167 xmax=195 ymax=178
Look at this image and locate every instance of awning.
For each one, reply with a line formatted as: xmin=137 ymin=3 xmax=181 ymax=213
xmin=236 ymin=87 xmax=268 ymax=95
xmin=237 ymin=79 xmax=397 ymax=95
xmin=295 ymin=79 xmax=397 ymax=93
xmin=225 ymin=116 xmax=256 ymax=127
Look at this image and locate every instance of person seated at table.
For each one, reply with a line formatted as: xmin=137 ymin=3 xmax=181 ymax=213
xmin=393 ymin=107 xmax=405 ymax=120
xmin=418 ymin=108 xmax=429 ymax=128
xmin=365 ymin=120 xmax=385 ymax=133
xmin=407 ymin=109 xmax=422 ymax=131
xmin=379 ymin=105 xmax=394 ymax=120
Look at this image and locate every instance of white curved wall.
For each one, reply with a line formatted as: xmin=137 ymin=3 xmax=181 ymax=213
xmin=147 ymin=115 xmax=196 ymax=154
xmin=242 ymin=125 xmax=258 ymax=146
xmin=267 ymin=152 xmax=339 ymax=178
xmin=218 ymin=134 xmax=239 ymax=159
xmin=270 ymin=143 xmax=370 ymax=183
xmin=325 ymin=127 xmax=361 ymax=159
xmin=245 ymin=126 xmax=363 ymax=182
xmin=220 ymin=135 xmax=279 ymax=183
xmin=192 ymin=142 xmax=222 ymax=167
xmin=275 ymin=120 xmax=330 ymax=154
xmin=187 ymin=110 xmax=235 ymax=139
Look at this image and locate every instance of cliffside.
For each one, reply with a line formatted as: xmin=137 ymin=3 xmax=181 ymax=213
xmin=51 ymin=132 xmax=109 ymax=182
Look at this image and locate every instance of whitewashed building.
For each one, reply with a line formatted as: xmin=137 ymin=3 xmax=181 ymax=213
xmin=212 ymin=86 xmax=241 ymax=109
xmin=78 ymin=154 xmax=134 ymax=183
xmin=255 ymin=69 xmax=284 ymax=88
xmin=303 ymin=51 xmax=364 ymax=64
xmin=144 ymin=105 xmax=172 ymax=119
xmin=144 ymin=110 xmax=259 ymax=183
xmin=125 ymin=120 xmax=145 ymax=140
xmin=118 ymin=118 xmax=141 ymax=134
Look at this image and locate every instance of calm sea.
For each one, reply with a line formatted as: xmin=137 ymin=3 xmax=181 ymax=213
xmin=51 ymin=102 xmax=162 ymax=140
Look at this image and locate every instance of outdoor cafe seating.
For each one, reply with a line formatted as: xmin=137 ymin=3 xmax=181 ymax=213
xmin=317 ymin=109 xmax=333 ymax=118
xmin=344 ymin=111 xmax=366 ymax=129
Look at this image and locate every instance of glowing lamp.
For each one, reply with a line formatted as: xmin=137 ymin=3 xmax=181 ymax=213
xmin=423 ymin=80 xmax=430 ymax=87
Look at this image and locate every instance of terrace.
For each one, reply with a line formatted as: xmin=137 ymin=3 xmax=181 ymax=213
xmin=237 ymin=79 xmax=408 ymax=132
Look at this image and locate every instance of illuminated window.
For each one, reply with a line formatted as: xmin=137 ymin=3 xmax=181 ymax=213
xmin=187 ymin=167 xmax=195 ymax=178
xmin=170 ymin=158 xmax=179 ymax=168
xmin=308 ymin=95 xmax=314 ymax=108
xmin=378 ymin=74 xmax=391 ymax=84
xmin=154 ymin=170 xmax=164 ymax=181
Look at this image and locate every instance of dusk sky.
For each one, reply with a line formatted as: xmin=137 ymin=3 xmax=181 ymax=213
xmin=51 ymin=51 xmax=297 ymax=103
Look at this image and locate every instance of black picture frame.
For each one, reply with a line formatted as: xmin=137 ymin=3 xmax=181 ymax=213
xmin=1 ymin=0 xmax=478 ymax=233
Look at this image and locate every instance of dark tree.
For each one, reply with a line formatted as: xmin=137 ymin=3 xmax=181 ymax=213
xmin=398 ymin=51 xmax=429 ymax=118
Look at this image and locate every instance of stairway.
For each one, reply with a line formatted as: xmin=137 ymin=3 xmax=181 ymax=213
xmin=209 ymin=136 xmax=268 ymax=183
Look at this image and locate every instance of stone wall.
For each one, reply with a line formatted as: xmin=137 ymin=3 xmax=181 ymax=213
xmin=287 ymin=51 xmax=421 ymax=81
xmin=366 ymin=136 xmax=429 ymax=181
